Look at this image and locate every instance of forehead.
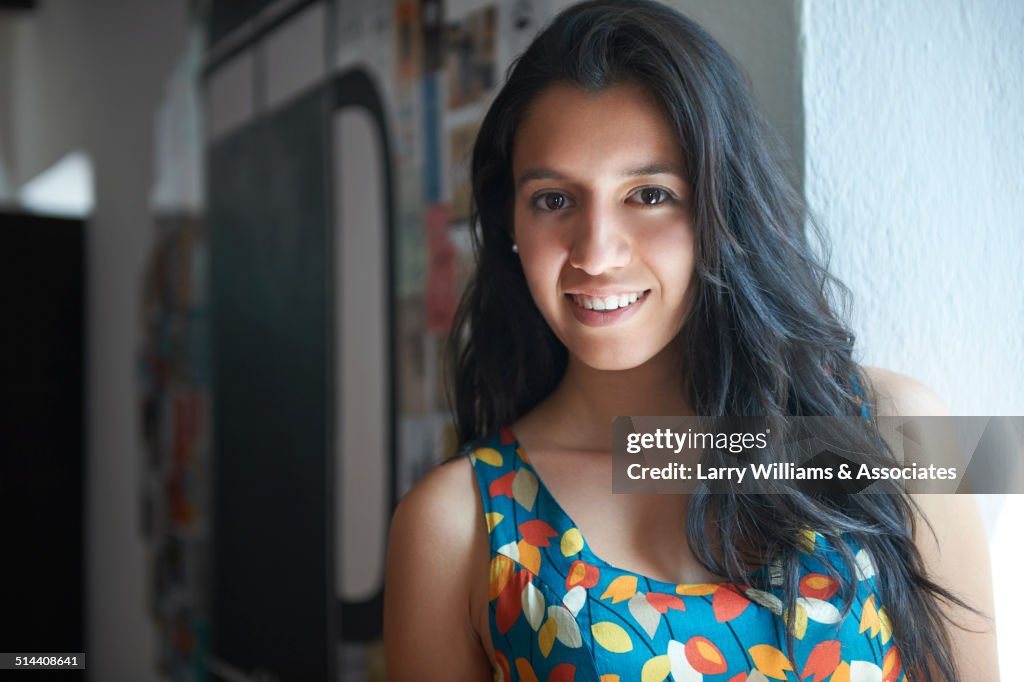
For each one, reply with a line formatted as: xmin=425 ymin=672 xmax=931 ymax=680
xmin=512 ymin=83 xmax=683 ymax=175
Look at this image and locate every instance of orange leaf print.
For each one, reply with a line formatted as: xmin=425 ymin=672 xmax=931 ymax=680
xmin=800 ymin=640 xmax=841 ymax=682
xmin=515 ymin=658 xmax=539 ymax=682
xmin=728 ymin=674 xmax=748 ymax=682
xmin=600 ymin=575 xmax=638 ymax=603
xmin=712 ymin=584 xmax=751 ymax=622
xmin=517 ymin=539 xmax=542 ymax=575
xmin=799 ymin=573 xmax=840 ymax=600
xmin=519 ymin=519 xmax=559 ymax=547
xmin=566 ymin=560 xmax=600 ymax=589
xmin=548 ymin=663 xmax=576 ymax=682
xmin=684 ymin=635 xmax=728 ymax=674
xmin=882 ymin=647 xmax=902 ymax=682
xmin=748 ymin=644 xmax=794 ymax=680
xmin=646 ymin=592 xmax=686 ymax=614
xmin=831 ymin=661 xmax=851 ymax=682
xmin=496 ymin=569 xmax=530 ymax=634
xmin=538 ymin=618 xmax=558 ymax=658
xmin=859 ymin=595 xmax=881 ymax=637
xmin=677 ymin=582 xmax=719 ymax=596
xmin=489 ymin=555 xmax=515 ymax=600
xmin=489 ymin=472 xmax=516 ymax=499
xmin=494 ymin=650 xmax=511 ymax=682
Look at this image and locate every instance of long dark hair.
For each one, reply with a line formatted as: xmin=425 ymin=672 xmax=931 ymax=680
xmin=447 ymin=1 xmax=975 ymax=678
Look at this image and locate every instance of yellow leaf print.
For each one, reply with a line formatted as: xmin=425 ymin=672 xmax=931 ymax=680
xmin=799 ymin=528 xmax=817 ymax=553
xmin=489 ymin=555 xmax=514 ymax=601
xmin=641 ymin=655 xmax=672 ymax=682
xmin=473 ymin=447 xmax=503 ymax=466
xmin=676 ymin=583 xmax=719 ymax=596
xmin=560 ymin=528 xmax=584 ymax=557
xmin=539 ymin=618 xmax=558 ymax=658
xmin=592 ymin=621 xmax=634 ymax=653
xmin=485 ymin=512 xmax=504 ymax=532
xmin=515 ymin=658 xmax=539 ymax=682
xmin=600 ymin=677 xmax=621 ymax=682
xmin=517 ymin=539 xmax=541 ymax=575
xmin=601 ymin=575 xmax=638 ymax=603
xmin=782 ymin=601 xmax=808 ymax=639
xmin=878 ymin=606 xmax=893 ymax=644
xmin=749 ymin=643 xmax=794 ymax=680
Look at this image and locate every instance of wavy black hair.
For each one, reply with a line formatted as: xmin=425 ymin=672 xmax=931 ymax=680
xmin=447 ymin=1 xmax=976 ymax=678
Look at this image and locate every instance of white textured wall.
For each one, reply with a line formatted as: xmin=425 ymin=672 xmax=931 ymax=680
xmin=803 ymin=0 xmax=1024 ymax=416
xmin=803 ymin=1 xmax=1024 ymax=677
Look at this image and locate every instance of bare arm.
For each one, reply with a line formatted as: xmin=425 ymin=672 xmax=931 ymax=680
xmin=383 ymin=457 xmax=494 ymax=681
xmin=865 ymin=367 xmax=1000 ymax=681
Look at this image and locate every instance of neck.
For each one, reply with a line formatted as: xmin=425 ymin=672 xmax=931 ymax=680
xmin=539 ymin=343 xmax=693 ymax=451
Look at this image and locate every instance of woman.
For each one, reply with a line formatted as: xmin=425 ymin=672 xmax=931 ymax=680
xmin=384 ymin=1 xmax=998 ymax=679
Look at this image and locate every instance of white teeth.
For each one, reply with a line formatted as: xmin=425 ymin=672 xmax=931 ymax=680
xmin=571 ymin=291 xmax=646 ymax=312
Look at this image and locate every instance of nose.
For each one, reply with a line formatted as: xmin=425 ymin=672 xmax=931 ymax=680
xmin=568 ymin=203 xmax=631 ymax=275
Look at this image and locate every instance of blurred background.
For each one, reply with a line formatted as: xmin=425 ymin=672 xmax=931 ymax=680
xmin=0 ymin=0 xmax=1020 ymax=680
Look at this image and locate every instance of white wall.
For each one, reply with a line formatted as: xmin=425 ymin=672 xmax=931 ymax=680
xmin=803 ymin=0 xmax=1024 ymax=677
xmin=5 ymin=1 xmax=189 ymax=680
xmin=802 ymin=0 xmax=1024 ymax=415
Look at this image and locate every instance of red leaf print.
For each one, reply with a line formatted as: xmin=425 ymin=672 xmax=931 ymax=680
xmin=882 ymin=646 xmax=902 ymax=682
xmin=685 ymin=635 xmax=728 ymax=675
xmin=712 ymin=584 xmax=751 ymax=622
xmin=547 ymin=663 xmax=576 ymax=682
xmin=800 ymin=640 xmax=841 ymax=682
xmin=489 ymin=472 xmax=516 ymax=499
xmin=496 ymin=569 xmax=531 ymax=634
xmin=566 ymin=560 xmax=600 ymax=589
xmin=728 ymin=674 xmax=748 ymax=682
xmin=799 ymin=573 xmax=840 ymax=601
xmin=646 ymin=592 xmax=686 ymax=614
xmin=494 ymin=650 xmax=511 ymax=682
xmin=519 ymin=519 xmax=559 ymax=547
xmin=500 ymin=426 xmax=516 ymax=445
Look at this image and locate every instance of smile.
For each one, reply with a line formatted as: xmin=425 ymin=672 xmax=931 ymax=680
xmin=569 ymin=290 xmax=650 ymax=311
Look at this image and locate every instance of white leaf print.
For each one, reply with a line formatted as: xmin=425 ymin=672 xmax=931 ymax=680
xmin=627 ymin=592 xmax=661 ymax=639
xmin=667 ymin=639 xmax=703 ymax=682
xmin=849 ymin=660 xmax=883 ymax=682
xmin=548 ymin=605 xmax=583 ymax=648
xmin=522 ymin=581 xmax=545 ymax=631
xmin=797 ymin=597 xmax=842 ymax=624
xmin=563 ymin=585 xmax=587 ymax=617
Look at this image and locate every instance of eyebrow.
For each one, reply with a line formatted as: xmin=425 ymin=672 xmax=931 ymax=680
xmin=515 ymin=163 xmax=686 ymax=190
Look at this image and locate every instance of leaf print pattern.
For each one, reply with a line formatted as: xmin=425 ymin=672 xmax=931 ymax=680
xmin=469 ymin=431 xmax=906 ymax=681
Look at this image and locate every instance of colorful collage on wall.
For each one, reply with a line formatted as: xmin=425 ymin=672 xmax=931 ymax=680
xmin=139 ymin=213 xmax=210 ymax=682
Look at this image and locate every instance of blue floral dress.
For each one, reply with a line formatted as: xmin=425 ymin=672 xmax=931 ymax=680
xmin=468 ymin=427 xmax=905 ymax=682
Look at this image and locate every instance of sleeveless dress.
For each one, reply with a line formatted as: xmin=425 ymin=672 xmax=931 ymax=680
xmin=468 ymin=427 xmax=906 ymax=682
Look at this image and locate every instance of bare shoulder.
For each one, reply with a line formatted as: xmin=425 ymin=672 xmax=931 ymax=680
xmin=383 ymin=456 xmax=493 ymax=680
xmin=862 ymin=370 xmax=999 ymax=678
xmin=861 ymin=366 xmax=949 ymax=417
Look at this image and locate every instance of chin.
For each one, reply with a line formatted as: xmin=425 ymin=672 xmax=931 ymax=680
xmin=569 ymin=344 xmax=660 ymax=373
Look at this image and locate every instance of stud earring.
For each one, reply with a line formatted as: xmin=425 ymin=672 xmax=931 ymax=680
xmin=512 ymin=243 xmax=519 ymax=254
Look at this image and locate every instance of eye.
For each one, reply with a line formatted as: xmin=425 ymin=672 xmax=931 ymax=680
xmin=532 ymin=192 xmax=575 ymax=212
xmin=630 ymin=187 xmax=673 ymax=206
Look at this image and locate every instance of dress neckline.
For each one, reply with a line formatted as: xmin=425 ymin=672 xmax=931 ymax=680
xmin=503 ymin=429 xmax=738 ymax=591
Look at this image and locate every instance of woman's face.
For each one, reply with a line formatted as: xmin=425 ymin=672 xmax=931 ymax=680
xmin=512 ymin=83 xmax=697 ymax=371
